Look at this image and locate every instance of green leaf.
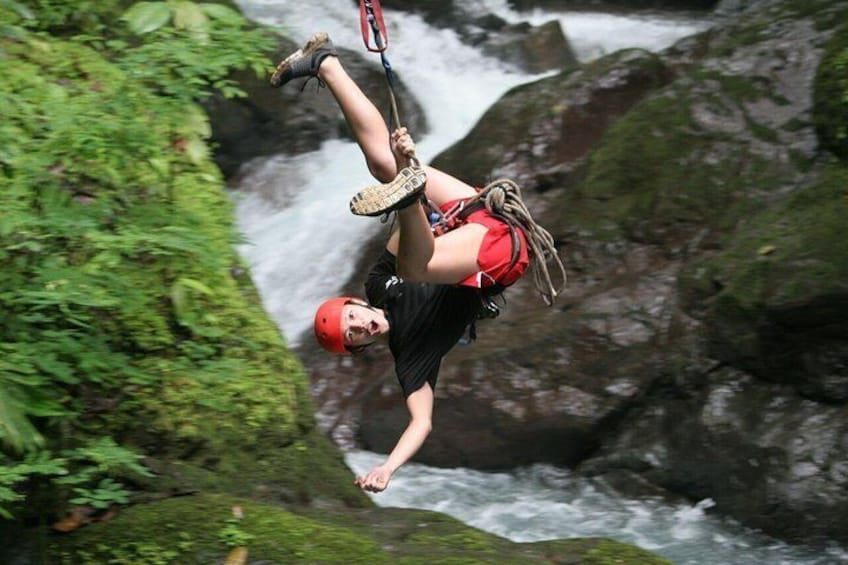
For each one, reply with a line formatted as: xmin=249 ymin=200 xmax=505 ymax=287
xmin=184 ymin=138 xmax=208 ymax=165
xmin=0 ymin=24 xmax=27 ymax=42
xmin=148 ymin=157 xmax=170 ymax=178
xmin=180 ymin=104 xmax=211 ymax=139
xmin=35 ymin=356 xmax=76 ymax=384
xmin=177 ymin=277 xmax=214 ymax=296
xmin=2 ymin=0 xmax=34 ymax=20
xmin=200 ymin=3 xmax=242 ymax=24
xmin=172 ymin=1 xmax=207 ymax=31
xmin=0 ymin=385 xmax=44 ymax=453
xmin=122 ymin=2 xmax=172 ymax=34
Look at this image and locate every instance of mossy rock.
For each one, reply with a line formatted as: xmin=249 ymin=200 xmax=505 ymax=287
xmin=581 ymin=72 xmax=794 ymax=246
xmin=135 ymin=426 xmax=370 ymax=510
xmin=433 ymin=48 xmax=670 ymax=185
xmin=49 ymin=493 xmax=386 ymax=564
xmin=680 ymin=161 xmax=848 ymax=322
xmin=678 ymin=162 xmax=848 ymax=398
xmin=49 ymin=493 xmax=673 ymax=564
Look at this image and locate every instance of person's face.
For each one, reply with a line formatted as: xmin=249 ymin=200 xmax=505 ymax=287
xmin=342 ymin=303 xmax=388 ymax=349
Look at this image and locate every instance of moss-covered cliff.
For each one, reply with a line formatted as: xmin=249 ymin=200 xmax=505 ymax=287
xmin=0 ymin=0 xmax=369 ymax=559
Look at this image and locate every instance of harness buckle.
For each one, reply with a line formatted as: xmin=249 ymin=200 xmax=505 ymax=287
xmin=478 ymin=290 xmax=504 ymax=320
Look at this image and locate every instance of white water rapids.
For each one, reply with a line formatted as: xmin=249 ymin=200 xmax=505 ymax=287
xmin=231 ymin=1 xmax=847 ymax=563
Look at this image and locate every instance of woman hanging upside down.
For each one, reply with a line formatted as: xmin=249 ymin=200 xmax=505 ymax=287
xmin=271 ymin=32 xmax=565 ymax=493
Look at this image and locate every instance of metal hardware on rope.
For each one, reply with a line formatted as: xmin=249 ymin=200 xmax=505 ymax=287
xmin=359 ymin=0 xmax=417 ymax=166
xmin=360 ymin=0 xmax=388 ymax=52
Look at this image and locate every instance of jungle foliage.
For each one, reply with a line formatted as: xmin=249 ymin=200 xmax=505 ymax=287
xmin=814 ymin=22 xmax=848 ymax=160
xmin=0 ymin=0 xmax=306 ymax=522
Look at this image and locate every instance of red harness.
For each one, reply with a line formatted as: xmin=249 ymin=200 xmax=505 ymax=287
xmin=428 ymin=198 xmax=483 ymax=236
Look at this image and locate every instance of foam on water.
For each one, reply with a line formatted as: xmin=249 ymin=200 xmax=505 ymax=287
xmin=346 ymin=450 xmax=848 ymax=565
xmin=479 ymin=0 xmax=711 ymax=62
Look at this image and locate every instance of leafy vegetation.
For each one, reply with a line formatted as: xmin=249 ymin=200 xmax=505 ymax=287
xmin=0 ymin=0 xmax=312 ymax=523
xmin=814 ymin=23 xmax=848 ymax=160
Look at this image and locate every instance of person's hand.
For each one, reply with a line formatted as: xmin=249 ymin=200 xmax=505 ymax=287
xmin=391 ymin=127 xmax=416 ymax=164
xmin=354 ymin=465 xmax=393 ymax=493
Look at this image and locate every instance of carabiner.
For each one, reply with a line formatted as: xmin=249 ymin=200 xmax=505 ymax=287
xmin=359 ymin=0 xmax=388 ymax=52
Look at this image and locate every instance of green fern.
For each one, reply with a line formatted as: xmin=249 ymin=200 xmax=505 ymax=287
xmin=0 ymin=0 xmax=291 ymax=521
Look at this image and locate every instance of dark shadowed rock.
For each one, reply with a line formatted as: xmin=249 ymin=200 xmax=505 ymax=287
xmin=579 ymin=367 xmax=848 ymax=544
xmin=205 ymin=36 xmax=427 ymax=179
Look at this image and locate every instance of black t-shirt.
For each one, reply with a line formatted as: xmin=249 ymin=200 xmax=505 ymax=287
xmin=365 ymin=250 xmax=480 ymax=397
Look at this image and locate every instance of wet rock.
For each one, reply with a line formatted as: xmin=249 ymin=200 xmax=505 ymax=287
xmin=433 ymin=48 xmax=674 ymax=187
xmin=478 ymin=20 xmax=579 ymax=74
xmin=580 ymin=367 xmax=848 ymax=544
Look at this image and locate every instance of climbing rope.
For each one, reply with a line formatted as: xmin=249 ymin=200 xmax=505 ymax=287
xmin=360 ymin=2 xmax=410 ymax=148
xmin=438 ymin=179 xmax=567 ymax=306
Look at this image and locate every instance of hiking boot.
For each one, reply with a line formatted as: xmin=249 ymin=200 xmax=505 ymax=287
xmin=270 ymin=32 xmax=337 ymax=88
xmin=349 ymin=166 xmax=428 ymax=217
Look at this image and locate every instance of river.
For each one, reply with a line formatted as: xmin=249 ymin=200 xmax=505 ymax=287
xmin=231 ymin=1 xmax=847 ymax=563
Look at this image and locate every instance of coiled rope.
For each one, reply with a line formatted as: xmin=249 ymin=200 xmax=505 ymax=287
xmin=469 ymin=179 xmax=567 ymax=306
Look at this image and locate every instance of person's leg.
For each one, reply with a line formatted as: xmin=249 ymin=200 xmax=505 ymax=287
xmin=316 ymin=57 xmax=400 ymax=183
xmin=390 ymin=207 xmax=487 ymax=284
xmin=318 ymin=57 xmax=484 ymax=281
xmin=318 ymin=58 xmax=480 ymax=205
xmin=278 ymin=36 xmax=486 ymax=283
xmin=420 ymin=166 xmax=477 ymax=207
xmin=272 ymin=34 xmax=478 ymax=205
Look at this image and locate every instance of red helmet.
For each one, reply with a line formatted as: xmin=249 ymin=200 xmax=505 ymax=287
xmin=314 ymin=297 xmax=362 ymax=355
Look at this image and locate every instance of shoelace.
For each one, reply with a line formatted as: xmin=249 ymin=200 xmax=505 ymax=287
xmin=299 ymin=76 xmax=327 ymax=92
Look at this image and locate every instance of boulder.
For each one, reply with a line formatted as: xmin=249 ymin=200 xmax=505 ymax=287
xmin=479 ymin=20 xmax=579 ymax=74
xmin=579 ymin=367 xmax=848 ymax=544
xmin=432 ymin=48 xmax=673 ymax=186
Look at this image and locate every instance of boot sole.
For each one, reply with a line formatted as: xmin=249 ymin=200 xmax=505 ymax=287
xmin=270 ymin=31 xmax=330 ymax=87
xmin=350 ymin=166 xmax=428 ymax=217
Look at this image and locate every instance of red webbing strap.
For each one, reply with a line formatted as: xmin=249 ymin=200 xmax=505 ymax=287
xmin=359 ymin=0 xmax=388 ymax=52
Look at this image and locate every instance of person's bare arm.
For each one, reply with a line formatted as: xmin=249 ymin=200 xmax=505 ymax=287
xmin=354 ymin=383 xmax=434 ymax=492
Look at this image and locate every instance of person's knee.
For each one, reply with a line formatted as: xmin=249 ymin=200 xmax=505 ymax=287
xmin=367 ymin=158 xmax=397 ymax=183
